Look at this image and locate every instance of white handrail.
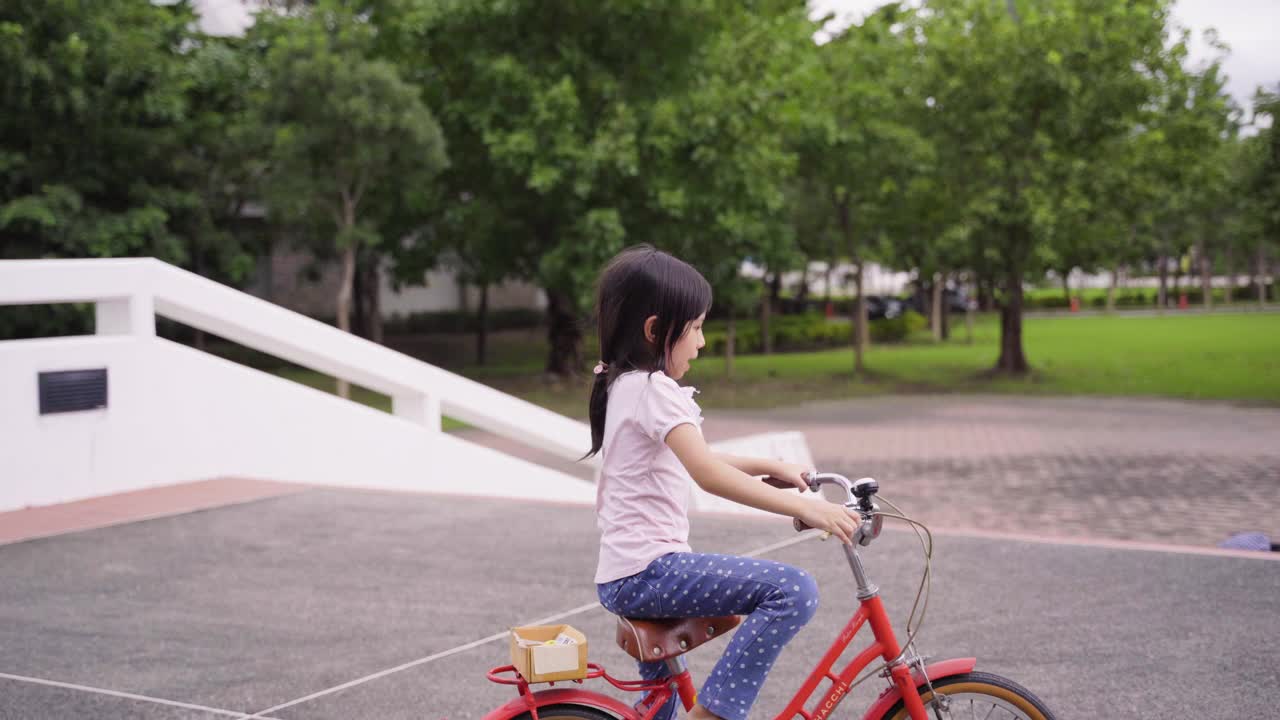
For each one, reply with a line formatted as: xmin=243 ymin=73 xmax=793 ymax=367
xmin=0 ymin=258 xmax=593 ymax=464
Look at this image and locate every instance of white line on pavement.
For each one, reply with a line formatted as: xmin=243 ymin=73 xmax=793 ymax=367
xmin=0 ymin=671 xmax=275 ymax=718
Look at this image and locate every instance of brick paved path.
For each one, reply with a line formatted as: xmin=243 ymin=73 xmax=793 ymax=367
xmin=461 ymin=395 xmax=1280 ymax=549
xmin=16 ymin=395 xmax=1265 ymax=550
xmin=701 ymin=395 xmax=1280 ymax=549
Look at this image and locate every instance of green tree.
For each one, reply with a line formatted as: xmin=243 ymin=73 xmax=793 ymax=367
xmin=383 ymin=0 xmax=735 ymax=377
xmin=637 ymin=3 xmax=812 ymax=372
xmin=1 ymin=0 xmax=197 ymax=261
xmin=253 ymin=1 xmax=447 ymax=395
xmin=797 ymin=4 xmax=930 ymax=371
xmin=915 ymin=0 xmax=1177 ymax=373
xmin=172 ymin=36 xmax=270 ymax=292
xmin=1247 ymin=88 xmax=1280 ymax=303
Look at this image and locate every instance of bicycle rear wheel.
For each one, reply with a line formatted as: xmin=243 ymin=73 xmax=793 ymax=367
xmin=513 ymin=702 xmax=618 ymax=720
xmin=880 ymin=671 xmax=1055 ymax=720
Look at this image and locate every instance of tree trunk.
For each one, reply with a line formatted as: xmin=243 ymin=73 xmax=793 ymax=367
xmin=930 ymin=273 xmax=942 ymax=340
xmin=1258 ymin=240 xmax=1268 ymax=305
xmin=1106 ymin=266 xmax=1118 ymax=313
xmin=1004 ymin=0 xmax=1022 ymax=23
xmin=335 ymin=242 xmax=357 ymax=398
xmin=1171 ymin=254 xmax=1183 ymax=302
xmin=352 ymin=255 xmax=367 ymax=338
xmin=978 ymin=274 xmax=995 ymax=311
xmin=544 ymin=288 xmax=582 ymax=377
xmin=725 ymin=310 xmax=736 ymax=378
xmin=850 ymin=261 xmax=865 ymax=374
xmin=824 ymin=259 xmax=834 ymax=304
xmin=1156 ymin=252 xmax=1169 ymax=309
xmin=760 ymin=274 xmax=773 ymax=355
xmin=1061 ymin=269 xmax=1071 ymax=303
xmin=940 ymin=273 xmax=952 ymax=341
xmin=835 ymin=199 xmax=863 ymax=374
xmin=796 ymin=258 xmax=811 ymax=306
xmin=1224 ymin=246 xmax=1234 ymax=305
xmin=1198 ymin=237 xmax=1212 ymax=310
xmin=995 ymin=266 xmax=1029 ymax=374
xmin=192 ymin=250 xmax=207 ymax=350
xmin=367 ymin=257 xmax=383 ymax=344
xmin=350 ymin=251 xmax=382 ymax=343
xmin=476 ymin=283 xmax=489 ymax=366
xmin=770 ymin=271 xmax=782 ymax=334
xmin=965 ymin=301 xmax=974 ymax=344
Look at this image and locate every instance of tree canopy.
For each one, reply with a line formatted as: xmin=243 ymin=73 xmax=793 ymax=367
xmin=4 ymin=0 xmax=1274 ymax=377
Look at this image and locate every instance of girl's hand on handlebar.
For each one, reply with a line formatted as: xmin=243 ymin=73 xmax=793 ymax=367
xmin=766 ymin=462 xmax=815 ymax=492
xmin=797 ymin=502 xmax=862 ymax=546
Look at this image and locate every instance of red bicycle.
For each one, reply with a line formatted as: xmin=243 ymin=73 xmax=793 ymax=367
xmin=484 ymin=472 xmax=1056 ymax=720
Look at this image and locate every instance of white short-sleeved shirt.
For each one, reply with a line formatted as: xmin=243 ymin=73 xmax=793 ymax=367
xmin=594 ymin=370 xmax=703 ymax=583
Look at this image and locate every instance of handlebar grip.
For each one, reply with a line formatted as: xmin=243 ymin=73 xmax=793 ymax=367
xmin=793 ymin=517 xmax=813 ymax=533
xmin=762 ymin=476 xmax=801 ymax=491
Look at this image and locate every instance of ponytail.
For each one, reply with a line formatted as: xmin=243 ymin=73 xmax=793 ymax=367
xmin=584 ymin=370 xmax=610 ymax=459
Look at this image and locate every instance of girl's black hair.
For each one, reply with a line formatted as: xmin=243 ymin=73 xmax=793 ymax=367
xmin=585 ymin=245 xmax=712 ymax=458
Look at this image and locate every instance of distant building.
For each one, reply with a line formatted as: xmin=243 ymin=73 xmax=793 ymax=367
xmin=243 ymin=248 xmax=545 ymax=319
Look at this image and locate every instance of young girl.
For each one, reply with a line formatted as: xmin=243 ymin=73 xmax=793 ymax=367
xmin=588 ymin=246 xmax=863 ymax=720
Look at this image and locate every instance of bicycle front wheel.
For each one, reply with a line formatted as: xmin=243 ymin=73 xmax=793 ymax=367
xmin=880 ymin=671 xmax=1055 ymax=720
xmin=513 ymin=702 xmax=618 ymax=720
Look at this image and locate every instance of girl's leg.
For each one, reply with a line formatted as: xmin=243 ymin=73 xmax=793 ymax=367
xmin=600 ymin=553 xmax=820 ymax=720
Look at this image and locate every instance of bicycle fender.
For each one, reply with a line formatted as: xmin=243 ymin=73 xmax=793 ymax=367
xmin=858 ymin=657 xmax=977 ymax=720
xmin=481 ymin=687 xmax=640 ymax=720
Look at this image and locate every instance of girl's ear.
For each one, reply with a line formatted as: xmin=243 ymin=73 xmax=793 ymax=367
xmin=643 ymin=315 xmax=659 ymax=345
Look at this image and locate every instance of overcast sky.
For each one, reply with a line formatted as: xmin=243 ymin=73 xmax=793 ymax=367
xmin=196 ymin=0 xmax=1276 ymax=114
xmin=811 ymin=0 xmax=1279 ymax=115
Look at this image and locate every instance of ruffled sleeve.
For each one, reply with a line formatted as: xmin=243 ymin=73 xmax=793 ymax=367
xmin=636 ymin=373 xmax=703 ymax=443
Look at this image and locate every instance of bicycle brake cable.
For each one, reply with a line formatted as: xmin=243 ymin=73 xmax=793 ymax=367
xmin=820 ymin=496 xmax=937 ymax=699
xmin=872 ymin=496 xmax=934 ymax=668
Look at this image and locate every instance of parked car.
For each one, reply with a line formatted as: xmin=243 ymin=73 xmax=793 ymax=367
xmin=907 ymin=288 xmax=970 ymax=314
xmin=864 ymin=295 xmax=905 ymax=320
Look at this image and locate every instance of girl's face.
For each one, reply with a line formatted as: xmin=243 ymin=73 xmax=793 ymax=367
xmin=666 ymin=312 xmax=706 ymax=380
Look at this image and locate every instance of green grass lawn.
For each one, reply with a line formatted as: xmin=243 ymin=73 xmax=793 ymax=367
xmin=271 ymin=312 xmax=1280 ymax=420
xmin=679 ymin=312 xmax=1280 ymax=408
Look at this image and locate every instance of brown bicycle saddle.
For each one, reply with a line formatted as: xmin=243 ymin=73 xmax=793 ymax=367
xmin=614 ymin=615 xmax=742 ymax=662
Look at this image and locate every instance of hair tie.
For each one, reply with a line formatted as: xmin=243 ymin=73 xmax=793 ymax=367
xmin=592 ymin=362 xmax=608 ymax=375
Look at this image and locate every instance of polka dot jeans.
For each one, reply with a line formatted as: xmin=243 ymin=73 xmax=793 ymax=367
xmin=597 ymin=552 xmax=820 ymax=720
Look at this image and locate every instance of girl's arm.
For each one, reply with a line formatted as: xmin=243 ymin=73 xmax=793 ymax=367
xmin=715 ymin=452 xmax=812 ymax=491
xmin=667 ymin=425 xmax=860 ymax=544
xmin=714 ymin=452 xmax=777 ymax=477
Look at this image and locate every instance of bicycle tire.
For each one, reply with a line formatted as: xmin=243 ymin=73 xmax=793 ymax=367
xmin=512 ymin=702 xmax=619 ymax=720
xmin=879 ymin=671 xmax=1055 ymax=720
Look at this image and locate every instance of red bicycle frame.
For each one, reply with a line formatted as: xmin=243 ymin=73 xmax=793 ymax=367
xmin=484 ymin=590 xmax=976 ymax=720
xmin=771 ymin=593 xmax=972 ymax=720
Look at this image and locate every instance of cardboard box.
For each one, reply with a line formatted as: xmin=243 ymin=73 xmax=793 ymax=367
xmin=509 ymin=624 xmax=589 ymax=683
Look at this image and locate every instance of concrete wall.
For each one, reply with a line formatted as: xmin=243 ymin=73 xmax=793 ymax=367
xmin=0 ymin=334 xmax=595 ymax=512
xmin=0 ymin=258 xmax=595 ymax=512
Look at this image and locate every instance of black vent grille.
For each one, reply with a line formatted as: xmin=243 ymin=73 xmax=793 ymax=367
xmin=38 ymin=369 xmax=108 ymax=415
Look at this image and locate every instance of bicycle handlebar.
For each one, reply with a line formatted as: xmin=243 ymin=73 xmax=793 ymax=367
xmin=761 ymin=472 xmax=882 ymax=540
